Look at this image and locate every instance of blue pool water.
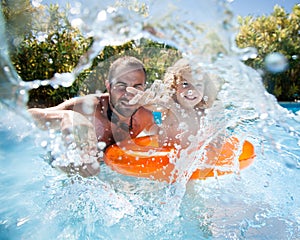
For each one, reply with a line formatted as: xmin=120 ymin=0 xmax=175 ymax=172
xmin=0 ymin=1 xmax=300 ymax=239
xmin=280 ymin=102 xmax=300 ymax=113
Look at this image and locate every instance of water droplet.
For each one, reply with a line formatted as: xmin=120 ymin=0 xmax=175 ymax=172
xmin=16 ymin=217 xmax=30 ymax=227
xmin=284 ymin=157 xmax=298 ymax=169
xmin=32 ymin=83 xmax=39 ymax=89
xmin=97 ymin=10 xmax=107 ymax=22
xmin=260 ymin=113 xmax=268 ymax=120
xmin=107 ymin=7 xmax=117 ymax=14
xmin=263 ymin=181 xmax=269 ymax=187
xmin=148 ymin=150 xmax=156 ymax=155
xmin=32 ymin=0 xmax=42 ymax=8
xmin=3 ymin=66 xmax=10 ymax=72
xmin=41 ymin=140 xmax=48 ymax=148
xmin=265 ymin=52 xmax=288 ymax=73
xmin=239 ymin=47 xmax=257 ymax=61
xmin=70 ymin=2 xmax=81 ymax=15
xmin=275 ymin=142 xmax=281 ymax=150
xmin=97 ymin=141 xmax=106 ymax=150
xmin=71 ymin=18 xmax=84 ymax=29
xmin=41 ymin=80 xmax=48 ymax=86
xmin=36 ymin=32 xmax=48 ymax=42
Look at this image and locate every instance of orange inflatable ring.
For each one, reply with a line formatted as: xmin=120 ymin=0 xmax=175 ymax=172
xmin=104 ymin=135 xmax=255 ymax=183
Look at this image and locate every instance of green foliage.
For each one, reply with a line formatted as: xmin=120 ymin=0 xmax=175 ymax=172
xmin=80 ymin=38 xmax=181 ymax=96
xmin=5 ymin=2 xmax=300 ymax=106
xmin=10 ymin=5 xmax=93 ymax=107
xmin=236 ymin=4 xmax=300 ymax=101
xmin=9 ymin=4 xmax=181 ymax=107
xmin=1 ymin=0 xmax=36 ymax=52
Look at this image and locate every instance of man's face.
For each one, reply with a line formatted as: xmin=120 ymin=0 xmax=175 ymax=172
xmin=108 ymin=70 xmax=146 ymax=117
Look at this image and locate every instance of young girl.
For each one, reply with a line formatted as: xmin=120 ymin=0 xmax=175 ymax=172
xmin=158 ymin=58 xmax=218 ymax=148
xmin=127 ymin=58 xmax=218 ymax=149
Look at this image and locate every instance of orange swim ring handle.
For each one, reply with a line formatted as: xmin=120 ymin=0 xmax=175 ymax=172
xmin=104 ymin=135 xmax=255 ymax=182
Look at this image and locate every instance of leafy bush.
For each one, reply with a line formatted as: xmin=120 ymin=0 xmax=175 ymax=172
xmin=8 ymin=4 xmax=181 ymax=108
xmin=236 ymin=4 xmax=300 ymax=101
xmin=9 ymin=4 xmax=93 ymax=107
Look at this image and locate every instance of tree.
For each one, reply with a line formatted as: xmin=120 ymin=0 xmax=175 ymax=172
xmin=9 ymin=4 xmax=181 ymax=108
xmin=236 ymin=4 xmax=300 ymax=101
xmin=10 ymin=4 xmax=93 ymax=107
xmin=1 ymin=0 xmax=40 ymax=53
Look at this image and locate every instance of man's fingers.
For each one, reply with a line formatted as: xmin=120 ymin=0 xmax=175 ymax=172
xmin=128 ymin=94 xmax=142 ymax=105
xmin=126 ymin=87 xmax=141 ymax=95
xmin=127 ymin=80 xmax=168 ymax=106
xmin=127 ymin=87 xmax=144 ymax=105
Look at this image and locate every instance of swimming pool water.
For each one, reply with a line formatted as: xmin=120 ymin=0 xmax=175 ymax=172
xmin=0 ymin=0 xmax=300 ymax=239
xmin=279 ymin=102 xmax=300 ymax=113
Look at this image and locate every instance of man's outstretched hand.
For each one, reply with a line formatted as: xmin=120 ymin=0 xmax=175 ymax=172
xmin=57 ymin=111 xmax=100 ymax=177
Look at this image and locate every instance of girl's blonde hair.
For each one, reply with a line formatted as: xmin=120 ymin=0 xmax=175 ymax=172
xmin=163 ymin=58 xmax=217 ymax=109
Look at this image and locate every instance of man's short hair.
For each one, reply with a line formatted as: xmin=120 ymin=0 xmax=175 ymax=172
xmin=107 ymin=56 xmax=146 ymax=85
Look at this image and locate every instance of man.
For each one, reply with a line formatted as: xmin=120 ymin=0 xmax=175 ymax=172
xmin=29 ymin=56 xmax=157 ymax=177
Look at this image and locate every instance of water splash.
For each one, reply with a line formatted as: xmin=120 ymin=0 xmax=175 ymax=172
xmin=0 ymin=0 xmax=300 ymax=239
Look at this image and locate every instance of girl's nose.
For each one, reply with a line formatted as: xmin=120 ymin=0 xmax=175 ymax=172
xmin=187 ymin=89 xmax=193 ymax=95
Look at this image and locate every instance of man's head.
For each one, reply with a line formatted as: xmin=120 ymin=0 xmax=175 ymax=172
xmin=106 ymin=56 xmax=147 ymax=117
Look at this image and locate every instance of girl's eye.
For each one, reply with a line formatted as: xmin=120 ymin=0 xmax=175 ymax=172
xmin=182 ymin=82 xmax=189 ymax=87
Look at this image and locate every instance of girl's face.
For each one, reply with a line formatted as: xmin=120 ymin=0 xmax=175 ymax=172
xmin=175 ymin=71 xmax=204 ymax=110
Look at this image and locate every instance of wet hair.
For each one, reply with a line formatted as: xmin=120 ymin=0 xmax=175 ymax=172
xmin=163 ymin=58 xmax=217 ymax=109
xmin=107 ymin=56 xmax=146 ymax=85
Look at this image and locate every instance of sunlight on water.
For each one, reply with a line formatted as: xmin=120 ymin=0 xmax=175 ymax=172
xmin=0 ymin=0 xmax=300 ymax=239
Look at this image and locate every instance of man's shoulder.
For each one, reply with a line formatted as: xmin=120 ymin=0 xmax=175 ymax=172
xmin=72 ymin=93 xmax=109 ymax=104
xmin=57 ymin=93 xmax=108 ymax=111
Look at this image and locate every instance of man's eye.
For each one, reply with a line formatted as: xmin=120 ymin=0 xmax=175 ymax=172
xmin=134 ymin=85 xmax=144 ymax=91
xmin=113 ymin=84 xmax=126 ymax=90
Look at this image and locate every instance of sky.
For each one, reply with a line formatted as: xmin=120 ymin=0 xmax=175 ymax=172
xmin=230 ymin=0 xmax=299 ymax=17
xmin=42 ymin=0 xmax=299 ymax=17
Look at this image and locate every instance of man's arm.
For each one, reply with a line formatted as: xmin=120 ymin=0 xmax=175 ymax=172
xmin=28 ymin=96 xmax=100 ymax=177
